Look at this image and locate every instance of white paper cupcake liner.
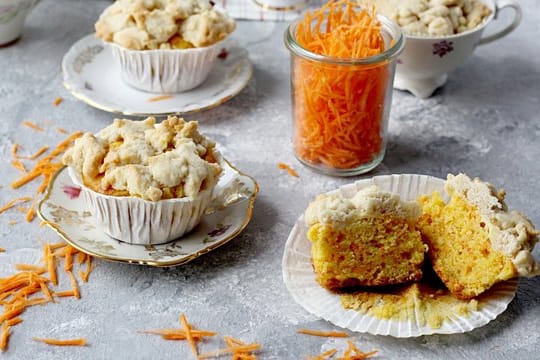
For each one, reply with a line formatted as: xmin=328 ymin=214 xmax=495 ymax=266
xmin=109 ymin=39 xmax=226 ymax=93
xmin=282 ymin=174 xmax=518 ymax=337
xmin=67 ymin=167 xmax=214 ymax=245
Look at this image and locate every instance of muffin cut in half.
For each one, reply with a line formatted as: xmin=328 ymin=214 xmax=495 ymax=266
xmin=418 ymin=174 xmax=539 ymax=300
xmin=305 ymin=186 xmax=427 ymax=290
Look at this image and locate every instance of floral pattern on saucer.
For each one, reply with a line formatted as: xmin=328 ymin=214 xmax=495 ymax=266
xmin=38 ymin=159 xmax=258 ymax=266
xmin=62 ymin=34 xmax=253 ymax=116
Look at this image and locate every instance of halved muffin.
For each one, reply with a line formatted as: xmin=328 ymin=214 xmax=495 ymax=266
xmin=418 ymin=174 xmax=539 ymax=299
xmin=305 ymin=186 xmax=427 ymax=290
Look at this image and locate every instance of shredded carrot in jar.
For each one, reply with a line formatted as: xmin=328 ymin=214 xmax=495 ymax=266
xmin=291 ymin=0 xmax=389 ymax=170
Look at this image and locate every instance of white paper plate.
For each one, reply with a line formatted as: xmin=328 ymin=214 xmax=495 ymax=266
xmin=282 ymin=174 xmax=518 ymax=337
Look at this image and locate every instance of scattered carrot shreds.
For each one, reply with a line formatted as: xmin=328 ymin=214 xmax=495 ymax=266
xmin=308 ymin=348 xmax=338 ymax=360
xmin=148 ymin=94 xmax=173 ymax=102
xmin=0 ymin=197 xmax=32 ymax=215
xmin=56 ymin=127 xmax=68 ymax=134
xmin=199 ymin=336 xmax=261 ymax=359
xmin=10 ymin=159 xmax=27 ymax=173
xmin=54 ymin=290 xmax=76 ymax=298
xmin=140 ymin=328 xmax=217 ymax=341
xmin=80 ymin=256 xmax=92 ymax=283
xmin=337 ymin=341 xmax=378 ymax=360
xmin=22 ymin=121 xmax=44 ymax=132
xmin=10 ymin=131 xmax=83 ymax=222
xmin=292 ymin=0 xmax=388 ymax=170
xmin=53 ymin=97 xmax=63 ymax=106
xmin=44 ymin=243 xmax=58 ymax=286
xmin=5 ymin=318 xmax=22 ymax=327
xmin=0 ymin=323 xmax=10 ymax=352
xmin=20 ymin=146 xmax=49 ymax=160
xmin=11 ymin=144 xmax=20 ymax=158
xmin=297 ymin=329 xmax=349 ymax=338
xmin=64 ymin=246 xmax=74 ymax=272
xmin=50 ymin=242 xmax=67 ymax=251
xmin=77 ymin=252 xmax=87 ymax=265
xmin=180 ymin=313 xmax=199 ymax=359
xmin=32 ymin=337 xmax=87 ymax=346
xmin=277 ymin=163 xmax=299 ymax=177
xmin=14 ymin=264 xmax=46 ymax=274
xmin=0 ymin=239 xmax=92 ymax=352
xmin=67 ymin=271 xmax=80 ymax=299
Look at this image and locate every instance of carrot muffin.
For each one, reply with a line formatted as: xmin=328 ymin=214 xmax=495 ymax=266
xmin=418 ymin=174 xmax=539 ymax=299
xmin=94 ymin=0 xmax=236 ymax=92
xmin=95 ymin=0 xmax=235 ymax=50
xmin=305 ymin=186 xmax=427 ymax=290
xmin=62 ymin=116 xmax=222 ymax=244
xmin=63 ymin=116 xmax=221 ymax=201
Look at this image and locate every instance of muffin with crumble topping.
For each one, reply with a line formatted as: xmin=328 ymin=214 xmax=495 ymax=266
xmin=62 ymin=116 xmax=222 ymax=245
xmin=94 ymin=0 xmax=236 ymax=92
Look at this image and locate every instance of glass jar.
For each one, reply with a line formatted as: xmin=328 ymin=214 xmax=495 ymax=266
xmin=284 ymin=14 xmax=404 ymax=176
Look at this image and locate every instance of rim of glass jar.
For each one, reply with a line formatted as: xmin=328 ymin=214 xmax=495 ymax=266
xmin=284 ymin=13 xmax=405 ymax=65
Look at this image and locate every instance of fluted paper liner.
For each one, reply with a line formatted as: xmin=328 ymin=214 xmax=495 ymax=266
xmin=110 ymin=40 xmax=225 ymax=93
xmin=282 ymin=174 xmax=518 ymax=337
xmin=68 ymin=167 xmax=213 ymax=245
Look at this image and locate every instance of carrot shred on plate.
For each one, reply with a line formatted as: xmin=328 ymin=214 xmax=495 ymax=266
xmin=0 ymin=248 xmax=4 ymax=253
xmin=53 ymin=97 xmax=63 ymax=106
xmin=292 ymin=0 xmax=388 ymax=170
xmin=297 ymin=329 xmax=349 ymax=338
xmin=148 ymin=94 xmax=173 ymax=102
xmin=32 ymin=337 xmax=87 ymax=346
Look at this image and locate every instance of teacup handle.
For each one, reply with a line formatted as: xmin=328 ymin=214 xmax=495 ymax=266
xmin=479 ymin=0 xmax=522 ymax=46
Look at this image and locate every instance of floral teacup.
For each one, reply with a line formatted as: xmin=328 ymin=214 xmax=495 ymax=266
xmin=0 ymin=0 xmax=40 ymax=46
xmin=393 ymin=0 xmax=522 ymax=98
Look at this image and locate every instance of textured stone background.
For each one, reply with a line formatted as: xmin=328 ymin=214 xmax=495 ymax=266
xmin=0 ymin=0 xmax=538 ymax=359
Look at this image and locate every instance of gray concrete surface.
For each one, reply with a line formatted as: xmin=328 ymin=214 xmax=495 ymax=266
xmin=0 ymin=0 xmax=538 ymax=358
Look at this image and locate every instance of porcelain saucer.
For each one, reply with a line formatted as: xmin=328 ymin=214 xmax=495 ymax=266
xmin=282 ymin=174 xmax=518 ymax=337
xmin=62 ymin=34 xmax=253 ymax=116
xmin=37 ymin=160 xmax=258 ymax=267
